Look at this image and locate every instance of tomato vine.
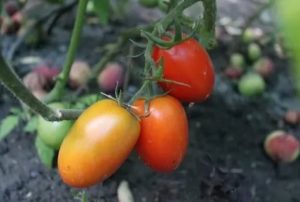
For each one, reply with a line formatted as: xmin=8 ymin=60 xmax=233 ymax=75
xmin=0 ymin=0 xmax=216 ymax=121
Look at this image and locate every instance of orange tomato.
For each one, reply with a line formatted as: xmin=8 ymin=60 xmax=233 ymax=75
xmin=58 ymin=99 xmax=140 ymax=188
xmin=133 ymin=96 xmax=188 ymax=172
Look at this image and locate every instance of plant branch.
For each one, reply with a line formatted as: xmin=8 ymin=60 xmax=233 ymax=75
xmin=91 ymin=27 xmax=143 ymax=76
xmin=91 ymin=0 xmax=205 ymax=77
xmin=0 ymin=54 xmax=82 ymax=121
xmin=160 ymin=0 xmax=201 ymax=31
xmin=45 ymin=0 xmax=88 ymax=103
xmin=202 ymin=0 xmax=217 ymax=48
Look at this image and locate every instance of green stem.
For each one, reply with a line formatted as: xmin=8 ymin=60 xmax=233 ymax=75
xmin=129 ymin=81 xmax=150 ymax=104
xmin=45 ymin=0 xmax=88 ymax=103
xmin=91 ymin=27 xmax=145 ymax=76
xmin=160 ymin=0 xmax=201 ymax=30
xmin=203 ymin=0 xmax=216 ymax=36
xmin=0 ymin=54 xmax=82 ymax=121
xmin=200 ymin=0 xmax=216 ymax=48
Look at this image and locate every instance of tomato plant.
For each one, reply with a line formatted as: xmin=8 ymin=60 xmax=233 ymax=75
xmin=37 ymin=103 xmax=73 ymax=150
xmin=133 ymin=95 xmax=188 ymax=172
xmin=58 ymin=99 xmax=140 ymax=188
xmin=152 ymin=37 xmax=215 ymax=103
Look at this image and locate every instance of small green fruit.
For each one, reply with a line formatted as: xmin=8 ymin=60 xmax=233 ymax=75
xmin=242 ymin=28 xmax=255 ymax=44
xmin=230 ymin=53 xmax=245 ymax=68
xmin=238 ymin=73 xmax=266 ymax=97
xmin=37 ymin=103 xmax=73 ymax=150
xmin=248 ymin=43 xmax=261 ymax=61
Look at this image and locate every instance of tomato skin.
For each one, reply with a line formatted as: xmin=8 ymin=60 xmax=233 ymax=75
xmin=37 ymin=103 xmax=73 ymax=150
xmin=133 ymin=96 xmax=188 ymax=172
xmin=152 ymin=37 xmax=215 ymax=103
xmin=58 ymin=99 xmax=140 ymax=188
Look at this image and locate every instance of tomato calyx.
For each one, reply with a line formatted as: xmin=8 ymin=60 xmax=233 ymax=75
xmin=99 ymin=92 xmax=142 ymax=121
xmin=130 ymin=99 xmax=151 ymax=119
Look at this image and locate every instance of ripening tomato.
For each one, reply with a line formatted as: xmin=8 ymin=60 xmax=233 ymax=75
xmin=133 ymin=96 xmax=188 ymax=172
xmin=37 ymin=103 xmax=73 ymax=150
xmin=58 ymin=99 xmax=140 ymax=188
xmin=152 ymin=37 xmax=215 ymax=103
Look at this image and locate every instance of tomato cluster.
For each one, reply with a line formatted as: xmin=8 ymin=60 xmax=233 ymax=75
xmin=49 ymin=35 xmax=214 ymax=188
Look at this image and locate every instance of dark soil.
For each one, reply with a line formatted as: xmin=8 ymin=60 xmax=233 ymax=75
xmin=1 ymin=1 xmax=300 ymax=202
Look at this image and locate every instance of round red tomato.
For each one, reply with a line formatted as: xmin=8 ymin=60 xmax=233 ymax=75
xmin=133 ymin=96 xmax=188 ymax=172
xmin=58 ymin=99 xmax=140 ymax=188
xmin=152 ymin=37 xmax=215 ymax=103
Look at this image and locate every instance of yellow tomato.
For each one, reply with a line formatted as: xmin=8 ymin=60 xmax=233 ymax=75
xmin=58 ymin=99 xmax=140 ymax=188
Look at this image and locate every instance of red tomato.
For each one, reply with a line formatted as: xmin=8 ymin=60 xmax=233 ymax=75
xmin=58 ymin=99 xmax=140 ymax=188
xmin=133 ymin=96 xmax=188 ymax=172
xmin=152 ymin=37 xmax=215 ymax=103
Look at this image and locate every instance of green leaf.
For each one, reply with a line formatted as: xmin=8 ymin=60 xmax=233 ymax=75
xmin=92 ymin=0 xmax=110 ymax=25
xmin=35 ymin=136 xmax=55 ymax=168
xmin=24 ymin=116 xmax=38 ymax=133
xmin=0 ymin=115 xmax=19 ymax=141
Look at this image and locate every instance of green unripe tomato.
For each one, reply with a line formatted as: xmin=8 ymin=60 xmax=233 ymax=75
xmin=248 ymin=43 xmax=261 ymax=61
xmin=158 ymin=0 xmax=169 ymax=12
xmin=139 ymin=0 xmax=158 ymax=8
xmin=238 ymin=73 xmax=266 ymax=97
xmin=37 ymin=103 xmax=73 ymax=150
xmin=242 ymin=28 xmax=255 ymax=44
xmin=230 ymin=53 xmax=245 ymax=69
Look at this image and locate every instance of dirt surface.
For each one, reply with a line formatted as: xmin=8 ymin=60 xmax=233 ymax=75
xmin=1 ymin=0 xmax=300 ymax=202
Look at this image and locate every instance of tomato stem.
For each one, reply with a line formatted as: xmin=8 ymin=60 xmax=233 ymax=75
xmin=129 ymin=81 xmax=151 ymax=104
xmin=91 ymin=27 xmax=148 ymax=77
xmin=45 ymin=0 xmax=89 ymax=103
xmin=0 ymin=54 xmax=82 ymax=121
